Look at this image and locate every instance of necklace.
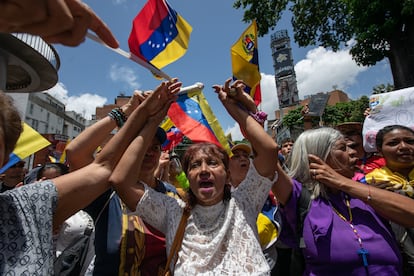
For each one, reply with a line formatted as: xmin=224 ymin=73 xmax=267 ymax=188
xmin=330 ymin=194 xmax=369 ymax=272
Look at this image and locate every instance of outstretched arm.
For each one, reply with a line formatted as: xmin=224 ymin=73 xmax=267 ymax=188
xmin=109 ymin=81 xmax=181 ymax=211
xmin=51 ymin=80 xmax=181 ymax=229
xmin=309 ymin=154 xmax=414 ymax=228
xmin=213 ymin=78 xmax=278 ymax=179
xmin=66 ymin=91 xmax=145 ymax=171
xmin=0 ymin=0 xmax=119 ymax=48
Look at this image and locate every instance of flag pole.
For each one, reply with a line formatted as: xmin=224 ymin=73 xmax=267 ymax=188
xmin=86 ymin=32 xmax=171 ymax=80
xmin=178 ymin=82 xmax=204 ymax=95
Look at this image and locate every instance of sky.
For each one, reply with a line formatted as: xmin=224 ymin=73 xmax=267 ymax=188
xmin=47 ymin=0 xmax=394 ymax=141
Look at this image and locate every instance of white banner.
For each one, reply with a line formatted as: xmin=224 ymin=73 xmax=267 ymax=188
xmin=363 ymin=87 xmax=414 ymax=152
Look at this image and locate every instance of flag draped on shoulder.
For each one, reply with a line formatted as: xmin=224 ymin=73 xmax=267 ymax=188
xmin=231 ymin=20 xmax=261 ymax=106
xmin=128 ymin=0 xmax=192 ymax=69
xmin=0 ymin=123 xmax=51 ymax=174
xmin=167 ymin=88 xmax=232 ymax=156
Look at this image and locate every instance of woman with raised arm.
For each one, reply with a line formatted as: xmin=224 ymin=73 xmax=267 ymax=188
xmin=65 ymin=89 xmax=182 ymax=275
xmin=0 ymin=79 xmax=181 ymax=274
xmin=111 ymin=78 xmax=279 ymax=274
xmin=272 ymin=126 xmax=414 ymax=275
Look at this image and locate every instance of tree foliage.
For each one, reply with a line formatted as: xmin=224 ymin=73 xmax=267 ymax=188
xmin=282 ymin=96 xmax=369 ymax=129
xmin=372 ymin=83 xmax=394 ymax=94
xmin=233 ymin=0 xmax=414 ymax=88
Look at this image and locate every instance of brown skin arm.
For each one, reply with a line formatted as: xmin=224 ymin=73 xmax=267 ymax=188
xmin=213 ymin=78 xmax=278 ymax=180
xmin=309 ymin=154 xmax=414 ymax=228
xmin=52 ymin=80 xmax=180 ymax=230
xmin=66 ymin=91 xmax=145 ymax=171
xmin=110 ymin=81 xmax=181 ymax=211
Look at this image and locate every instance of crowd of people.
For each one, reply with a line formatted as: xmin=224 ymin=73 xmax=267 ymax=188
xmin=1 ymin=1 xmax=414 ymax=275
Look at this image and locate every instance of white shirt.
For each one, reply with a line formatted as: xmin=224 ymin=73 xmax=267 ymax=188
xmin=134 ymin=162 xmax=277 ymax=275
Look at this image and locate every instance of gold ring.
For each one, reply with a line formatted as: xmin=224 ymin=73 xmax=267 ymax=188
xmin=313 ymin=169 xmax=316 ymax=176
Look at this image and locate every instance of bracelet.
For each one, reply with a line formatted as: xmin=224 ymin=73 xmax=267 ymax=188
xmin=367 ymin=185 xmax=372 ymax=202
xmin=249 ymin=111 xmax=268 ymax=124
xmin=108 ymin=107 xmax=127 ymax=128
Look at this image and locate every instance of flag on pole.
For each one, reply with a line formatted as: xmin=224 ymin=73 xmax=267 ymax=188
xmin=231 ymin=20 xmax=261 ymax=106
xmin=0 ymin=123 xmax=51 ymax=174
xmin=128 ymin=0 xmax=192 ymax=69
xmin=167 ymin=88 xmax=232 ymax=156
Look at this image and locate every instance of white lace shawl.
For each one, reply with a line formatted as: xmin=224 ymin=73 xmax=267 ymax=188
xmin=133 ymin=162 xmax=277 ymax=275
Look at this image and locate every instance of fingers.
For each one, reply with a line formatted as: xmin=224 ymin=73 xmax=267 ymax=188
xmin=42 ymin=0 xmax=91 ymax=46
xmin=224 ymin=78 xmax=232 ymax=91
xmin=132 ymin=90 xmax=146 ymax=103
xmin=82 ymin=1 xmax=119 ymax=48
xmin=0 ymin=0 xmax=48 ymax=32
xmin=212 ymin=85 xmax=221 ymax=93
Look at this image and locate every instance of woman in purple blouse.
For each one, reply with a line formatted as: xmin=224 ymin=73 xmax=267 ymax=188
xmin=272 ymin=127 xmax=414 ymax=275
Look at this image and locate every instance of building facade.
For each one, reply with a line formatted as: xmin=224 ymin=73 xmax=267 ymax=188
xmin=270 ymin=30 xmax=300 ymax=109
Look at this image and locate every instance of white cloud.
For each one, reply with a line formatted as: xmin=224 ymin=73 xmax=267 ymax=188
xmin=259 ymin=73 xmax=278 ymax=119
xmin=109 ymin=64 xmax=141 ymax=89
xmin=226 ymin=73 xmax=278 ymax=141
xmin=295 ymin=47 xmax=367 ymax=98
xmin=46 ymin=83 xmax=107 ymax=120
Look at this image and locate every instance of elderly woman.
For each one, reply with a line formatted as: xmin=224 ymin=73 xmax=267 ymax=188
xmin=273 ymin=127 xmax=414 ymax=275
xmin=111 ymin=79 xmax=279 ymax=274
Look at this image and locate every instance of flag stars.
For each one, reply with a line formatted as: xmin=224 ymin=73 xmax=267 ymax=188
xmin=187 ymin=110 xmax=200 ymax=115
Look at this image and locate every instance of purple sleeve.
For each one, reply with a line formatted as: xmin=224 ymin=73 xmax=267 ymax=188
xmin=278 ymin=179 xmax=303 ymax=248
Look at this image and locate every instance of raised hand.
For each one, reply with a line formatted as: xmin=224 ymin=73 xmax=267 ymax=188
xmin=0 ymin=0 xmax=119 ymax=48
xmin=141 ymin=79 xmax=181 ymax=117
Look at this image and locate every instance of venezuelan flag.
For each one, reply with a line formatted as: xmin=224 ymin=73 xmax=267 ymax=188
xmin=0 ymin=123 xmax=51 ymax=174
xmin=231 ymin=20 xmax=261 ymax=106
xmin=167 ymin=89 xmax=232 ymax=156
xmin=257 ymin=192 xmax=280 ymax=249
xmin=128 ymin=0 xmax=192 ymax=69
xmin=160 ymin=117 xmax=184 ymax=151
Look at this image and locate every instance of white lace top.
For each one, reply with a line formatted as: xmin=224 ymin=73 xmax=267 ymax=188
xmin=134 ymin=162 xmax=277 ymax=275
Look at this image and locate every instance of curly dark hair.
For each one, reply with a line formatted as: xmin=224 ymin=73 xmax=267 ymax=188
xmin=181 ymin=143 xmax=231 ymax=210
xmin=0 ymin=92 xmax=23 ymax=165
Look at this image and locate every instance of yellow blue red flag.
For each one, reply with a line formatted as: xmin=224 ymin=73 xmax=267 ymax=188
xmin=231 ymin=20 xmax=261 ymax=106
xmin=128 ymin=0 xmax=192 ymax=69
xmin=161 ymin=118 xmax=184 ymax=151
xmin=0 ymin=123 xmax=51 ymax=173
xmin=167 ymin=88 xmax=232 ymax=156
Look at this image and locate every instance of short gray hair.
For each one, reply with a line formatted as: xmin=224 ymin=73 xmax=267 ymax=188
xmin=288 ymin=127 xmax=342 ymax=199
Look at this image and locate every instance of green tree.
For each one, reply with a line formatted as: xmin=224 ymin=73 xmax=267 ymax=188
xmin=282 ymin=106 xmax=305 ymax=128
xmin=282 ymin=96 xmax=369 ymax=129
xmin=233 ymin=0 xmax=414 ymax=89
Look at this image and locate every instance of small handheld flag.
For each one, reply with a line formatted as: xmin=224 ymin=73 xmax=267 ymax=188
xmin=0 ymin=123 xmax=51 ymax=174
